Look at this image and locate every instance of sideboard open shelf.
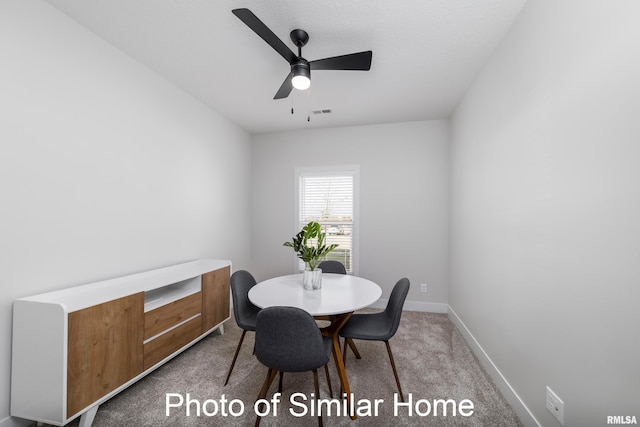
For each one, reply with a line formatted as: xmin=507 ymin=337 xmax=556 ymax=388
xmin=144 ymin=275 xmax=201 ymax=311
xmin=11 ymin=259 xmax=231 ymax=427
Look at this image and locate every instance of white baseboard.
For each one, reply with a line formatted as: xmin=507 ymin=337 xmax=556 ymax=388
xmin=447 ymin=306 xmax=541 ymax=427
xmin=369 ymin=298 xmax=449 ymax=313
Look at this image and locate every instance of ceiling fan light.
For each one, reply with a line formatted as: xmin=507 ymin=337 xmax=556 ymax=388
xmin=291 ymin=61 xmax=311 ymax=91
xmin=292 ymin=74 xmax=311 ymax=90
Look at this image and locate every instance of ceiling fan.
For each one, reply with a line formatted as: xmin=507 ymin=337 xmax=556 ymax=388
xmin=232 ymin=8 xmax=373 ymax=99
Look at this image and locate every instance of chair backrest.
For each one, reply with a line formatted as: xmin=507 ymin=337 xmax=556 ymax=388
xmin=383 ymin=278 xmax=411 ymax=339
xmin=255 ymin=306 xmax=329 ymax=372
xmin=317 ymin=260 xmax=347 ymax=274
xmin=229 ymin=270 xmax=260 ymax=330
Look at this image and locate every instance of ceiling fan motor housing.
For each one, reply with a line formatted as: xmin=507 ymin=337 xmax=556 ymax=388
xmin=291 ymin=58 xmax=310 ymax=79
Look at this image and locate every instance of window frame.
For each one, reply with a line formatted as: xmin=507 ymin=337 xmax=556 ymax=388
xmin=293 ymin=165 xmax=360 ymax=275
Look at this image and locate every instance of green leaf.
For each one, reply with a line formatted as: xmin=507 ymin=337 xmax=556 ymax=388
xmin=283 ymin=221 xmax=339 ymax=270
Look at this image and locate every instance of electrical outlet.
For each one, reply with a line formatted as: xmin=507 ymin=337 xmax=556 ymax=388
xmin=420 ymin=283 xmax=428 ymax=293
xmin=546 ymin=386 xmax=564 ymax=425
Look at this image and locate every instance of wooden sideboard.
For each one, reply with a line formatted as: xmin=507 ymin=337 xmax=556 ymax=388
xmin=11 ymin=259 xmax=230 ymax=427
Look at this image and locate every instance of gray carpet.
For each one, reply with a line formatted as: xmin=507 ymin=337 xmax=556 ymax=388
xmin=62 ymin=310 xmax=523 ymax=426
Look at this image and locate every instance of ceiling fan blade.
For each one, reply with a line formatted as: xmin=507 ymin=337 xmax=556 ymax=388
xmin=232 ymin=8 xmax=297 ymax=64
xmin=274 ymin=73 xmax=293 ymax=99
xmin=309 ymin=51 xmax=373 ymax=71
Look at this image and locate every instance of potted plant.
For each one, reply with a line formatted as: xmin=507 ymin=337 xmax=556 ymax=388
xmin=283 ymin=221 xmax=338 ymax=289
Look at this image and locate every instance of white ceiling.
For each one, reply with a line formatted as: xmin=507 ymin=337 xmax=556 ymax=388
xmin=45 ymin=0 xmax=527 ymax=134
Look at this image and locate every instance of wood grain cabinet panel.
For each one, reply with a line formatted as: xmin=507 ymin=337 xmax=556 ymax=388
xmin=143 ymin=316 xmax=202 ymax=370
xmin=202 ymin=265 xmax=230 ymax=332
xmin=144 ymin=292 xmax=202 ymax=340
xmin=67 ymin=293 xmax=144 ymax=417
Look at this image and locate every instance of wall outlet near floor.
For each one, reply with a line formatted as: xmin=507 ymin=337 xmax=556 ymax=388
xmin=546 ymin=386 xmax=564 ymax=425
xmin=420 ymin=283 xmax=428 ymax=293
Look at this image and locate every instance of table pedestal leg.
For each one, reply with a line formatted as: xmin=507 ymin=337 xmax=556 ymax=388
xmin=320 ymin=312 xmax=356 ymax=420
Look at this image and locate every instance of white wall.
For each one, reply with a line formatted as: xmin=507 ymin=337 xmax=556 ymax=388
xmin=251 ymin=121 xmax=449 ymax=309
xmin=0 ymin=2 xmax=251 ymax=425
xmin=450 ymin=1 xmax=640 ymax=426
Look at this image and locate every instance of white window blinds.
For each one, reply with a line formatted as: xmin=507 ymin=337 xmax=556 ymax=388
xmin=297 ymin=169 xmax=357 ymax=273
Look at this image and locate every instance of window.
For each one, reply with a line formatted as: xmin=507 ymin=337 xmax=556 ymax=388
xmin=294 ymin=166 xmax=359 ymax=274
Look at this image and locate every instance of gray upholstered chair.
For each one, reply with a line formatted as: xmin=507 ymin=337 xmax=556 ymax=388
xmin=254 ymin=306 xmax=333 ymax=427
xmin=224 ymin=270 xmax=261 ymax=386
xmin=339 ymin=278 xmax=410 ymax=401
xmin=317 ymin=260 xmax=347 ymax=274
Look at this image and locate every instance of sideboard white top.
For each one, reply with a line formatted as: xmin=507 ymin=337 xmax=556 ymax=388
xmin=15 ymin=259 xmax=230 ymax=312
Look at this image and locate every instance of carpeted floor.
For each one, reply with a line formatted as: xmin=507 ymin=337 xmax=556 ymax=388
xmin=60 ymin=310 xmax=523 ymax=426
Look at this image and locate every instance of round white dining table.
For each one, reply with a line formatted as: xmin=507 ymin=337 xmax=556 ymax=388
xmin=248 ymin=273 xmax=382 ymax=315
xmin=248 ymin=273 xmax=382 ymax=420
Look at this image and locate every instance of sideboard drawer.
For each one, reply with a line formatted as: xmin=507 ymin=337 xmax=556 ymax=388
xmin=144 ymin=292 xmax=202 ymax=340
xmin=143 ymin=315 xmax=202 ymax=370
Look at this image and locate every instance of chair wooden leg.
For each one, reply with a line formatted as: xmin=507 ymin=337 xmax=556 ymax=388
xmin=224 ymin=330 xmax=247 ymax=385
xmin=324 ymin=364 xmax=333 ymax=398
xmin=384 ymin=340 xmax=404 ymax=402
xmin=278 ymin=371 xmax=284 ymax=393
xmin=312 ymin=369 xmax=323 ymax=427
xmin=255 ymin=368 xmax=278 ymax=427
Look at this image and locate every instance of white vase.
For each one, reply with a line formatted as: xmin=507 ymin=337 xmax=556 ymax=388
xmin=303 ymin=267 xmax=323 ymax=290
